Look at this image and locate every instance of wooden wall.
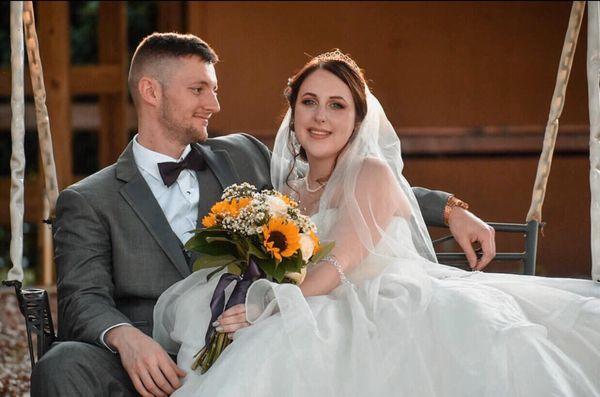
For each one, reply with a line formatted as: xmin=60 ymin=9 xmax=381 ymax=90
xmin=187 ymin=1 xmax=592 ymax=277
xmin=187 ymin=1 xmax=588 ymax=136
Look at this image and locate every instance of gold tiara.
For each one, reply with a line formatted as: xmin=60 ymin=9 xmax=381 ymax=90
xmin=313 ymin=49 xmax=361 ymax=75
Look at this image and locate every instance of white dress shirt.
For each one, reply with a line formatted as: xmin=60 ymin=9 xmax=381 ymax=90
xmin=100 ymin=134 xmax=201 ymax=351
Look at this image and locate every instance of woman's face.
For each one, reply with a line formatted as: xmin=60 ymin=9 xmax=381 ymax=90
xmin=293 ymin=69 xmax=356 ymax=163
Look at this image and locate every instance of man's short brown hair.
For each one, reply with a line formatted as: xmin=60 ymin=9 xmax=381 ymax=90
xmin=128 ymin=32 xmax=219 ymax=105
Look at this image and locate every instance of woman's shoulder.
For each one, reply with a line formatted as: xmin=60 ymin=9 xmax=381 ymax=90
xmin=356 ymin=157 xmax=397 ymax=186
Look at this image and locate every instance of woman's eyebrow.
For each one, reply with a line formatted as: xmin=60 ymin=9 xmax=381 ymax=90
xmin=301 ymin=92 xmax=348 ymax=102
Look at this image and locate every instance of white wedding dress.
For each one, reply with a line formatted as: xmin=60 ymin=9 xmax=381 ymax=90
xmin=154 ymin=213 xmax=600 ymax=397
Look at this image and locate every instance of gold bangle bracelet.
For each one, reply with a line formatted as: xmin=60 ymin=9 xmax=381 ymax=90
xmin=443 ymin=196 xmax=470 ymax=225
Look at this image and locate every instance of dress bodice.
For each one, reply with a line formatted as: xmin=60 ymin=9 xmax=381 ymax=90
xmin=310 ymin=209 xmax=426 ymax=283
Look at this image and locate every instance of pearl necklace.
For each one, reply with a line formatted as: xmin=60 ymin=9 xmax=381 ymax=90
xmin=304 ymin=177 xmax=326 ymax=193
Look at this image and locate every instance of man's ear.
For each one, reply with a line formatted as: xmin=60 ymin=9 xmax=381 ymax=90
xmin=138 ymin=77 xmax=161 ymax=106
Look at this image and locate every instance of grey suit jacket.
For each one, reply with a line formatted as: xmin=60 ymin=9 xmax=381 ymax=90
xmin=55 ymin=133 xmax=271 ymax=343
xmin=55 ymin=132 xmax=449 ymax=346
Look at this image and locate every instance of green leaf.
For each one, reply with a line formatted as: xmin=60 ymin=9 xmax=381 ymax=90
xmin=187 ymin=227 xmax=226 ymax=235
xmin=276 ymin=255 xmax=299 ymax=274
xmin=247 ymin=240 xmax=268 ymax=259
xmin=310 ymin=241 xmax=335 ymax=264
xmin=185 ymin=230 xmax=229 ymax=251
xmin=185 ymin=231 xmax=240 ymax=256
xmin=271 ymin=264 xmax=287 ymax=283
xmin=262 ymin=257 xmax=288 ymax=282
xmin=292 ymin=252 xmax=304 ymax=272
xmin=256 ymin=258 xmax=278 ymax=280
xmin=206 ymin=266 xmax=226 ymax=281
xmin=227 ymin=263 xmax=242 ymax=276
xmin=206 ymin=236 xmax=237 ymax=245
xmin=192 ymin=254 xmax=240 ymax=272
xmin=192 ymin=241 xmax=237 ymax=257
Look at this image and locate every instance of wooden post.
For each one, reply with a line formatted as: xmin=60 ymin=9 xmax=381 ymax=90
xmin=37 ymin=1 xmax=72 ymax=285
xmin=186 ymin=1 xmax=207 ymax=39
xmin=98 ymin=1 xmax=129 ymax=167
xmin=158 ymin=1 xmax=185 ymax=32
xmin=37 ymin=1 xmax=72 ymax=191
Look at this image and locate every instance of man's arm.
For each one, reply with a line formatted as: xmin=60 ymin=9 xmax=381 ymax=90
xmin=411 ymin=187 xmax=451 ymax=226
xmin=411 ymin=186 xmax=496 ymax=270
xmin=55 ymin=188 xmax=185 ymax=397
xmin=54 ymin=188 xmax=131 ymax=343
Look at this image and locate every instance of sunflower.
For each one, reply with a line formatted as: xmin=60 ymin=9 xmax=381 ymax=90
xmin=262 ymin=217 xmax=301 ymax=261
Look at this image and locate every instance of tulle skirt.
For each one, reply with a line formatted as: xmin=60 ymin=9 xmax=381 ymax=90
xmin=153 ymin=262 xmax=600 ymax=397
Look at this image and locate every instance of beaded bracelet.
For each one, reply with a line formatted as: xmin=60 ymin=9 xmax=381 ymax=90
xmin=322 ymin=255 xmax=351 ymax=285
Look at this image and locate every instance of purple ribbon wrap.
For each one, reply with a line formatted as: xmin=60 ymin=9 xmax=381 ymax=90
xmin=204 ymin=258 xmax=264 ymax=346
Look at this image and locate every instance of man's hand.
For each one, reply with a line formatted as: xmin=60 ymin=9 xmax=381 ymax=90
xmin=447 ymin=207 xmax=496 ymax=271
xmin=215 ymin=304 xmax=250 ymax=339
xmin=106 ymin=326 xmax=186 ymax=397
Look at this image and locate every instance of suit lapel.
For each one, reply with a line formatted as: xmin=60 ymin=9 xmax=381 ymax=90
xmin=116 ymin=143 xmax=191 ymax=278
xmin=194 ymin=143 xmax=240 ymax=224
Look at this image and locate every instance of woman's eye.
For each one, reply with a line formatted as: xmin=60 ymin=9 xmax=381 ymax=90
xmin=301 ymin=99 xmax=316 ymax=106
xmin=330 ymin=102 xmax=345 ymax=110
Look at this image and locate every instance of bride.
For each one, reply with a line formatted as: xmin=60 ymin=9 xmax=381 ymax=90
xmin=154 ymin=50 xmax=600 ymax=396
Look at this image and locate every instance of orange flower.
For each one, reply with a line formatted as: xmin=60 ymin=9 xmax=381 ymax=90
xmin=210 ymin=200 xmax=231 ymax=217
xmin=276 ymin=192 xmax=298 ymax=208
xmin=208 ymin=197 xmax=252 ymax=219
xmin=202 ymin=213 xmax=217 ymax=228
xmin=309 ymin=230 xmax=320 ymax=254
xmin=262 ymin=217 xmax=301 ymax=261
xmin=229 ymin=197 xmax=252 ymax=216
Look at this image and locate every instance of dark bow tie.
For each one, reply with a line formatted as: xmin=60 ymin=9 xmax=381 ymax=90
xmin=157 ymin=148 xmax=206 ymax=187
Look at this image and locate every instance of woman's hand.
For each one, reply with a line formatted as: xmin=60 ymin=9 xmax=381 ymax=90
xmin=214 ymin=304 xmax=250 ymax=339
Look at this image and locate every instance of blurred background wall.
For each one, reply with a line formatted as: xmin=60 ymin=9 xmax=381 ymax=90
xmin=0 ymin=1 xmax=592 ymax=282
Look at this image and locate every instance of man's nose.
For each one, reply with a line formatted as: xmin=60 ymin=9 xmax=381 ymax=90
xmin=205 ymin=91 xmax=220 ymax=113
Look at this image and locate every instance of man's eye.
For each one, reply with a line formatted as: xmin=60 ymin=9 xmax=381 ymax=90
xmin=191 ymin=88 xmax=203 ymax=94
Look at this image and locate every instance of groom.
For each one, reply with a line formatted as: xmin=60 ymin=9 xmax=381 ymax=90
xmin=31 ymin=33 xmax=495 ymax=397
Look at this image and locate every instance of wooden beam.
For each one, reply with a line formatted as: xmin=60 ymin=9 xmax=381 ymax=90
xmin=37 ymin=1 xmax=72 ymax=190
xmin=0 ymin=65 xmax=122 ymax=95
xmin=98 ymin=1 xmax=129 ymax=167
xmin=158 ymin=1 xmax=185 ymax=32
xmin=71 ymin=65 xmax=122 ymax=95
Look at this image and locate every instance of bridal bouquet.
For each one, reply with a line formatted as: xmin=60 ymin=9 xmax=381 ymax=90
xmin=185 ymin=183 xmax=333 ymax=373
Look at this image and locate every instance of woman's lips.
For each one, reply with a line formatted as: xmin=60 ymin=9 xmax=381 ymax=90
xmin=308 ymin=128 xmax=332 ymax=139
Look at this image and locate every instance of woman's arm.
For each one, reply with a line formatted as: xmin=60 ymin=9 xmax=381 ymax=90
xmin=300 ymin=159 xmax=411 ymax=296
